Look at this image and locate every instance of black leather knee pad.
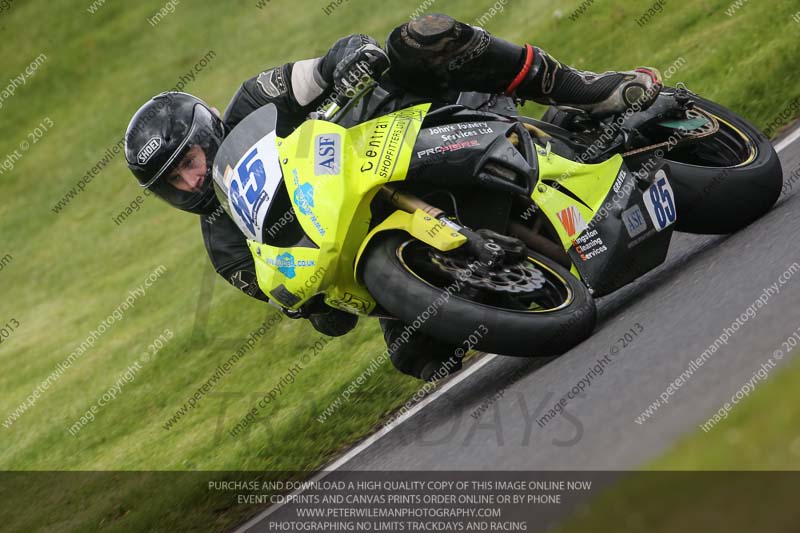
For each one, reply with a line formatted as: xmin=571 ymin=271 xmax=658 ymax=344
xmin=382 ymin=318 xmax=432 ymax=377
xmin=419 ymin=354 xmax=463 ymax=382
xmin=380 ymin=318 xmax=463 ymax=380
xmin=386 ymin=13 xmax=526 ymax=95
xmin=389 ymin=347 xmax=428 ymax=378
xmin=309 ymin=309 xmax=358 ymax=337
xmin=390 ymin=344 xmax=463 ymax=381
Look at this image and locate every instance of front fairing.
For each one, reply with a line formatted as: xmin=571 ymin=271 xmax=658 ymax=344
xmin=213 ymin=103 xmax=431 ymax=313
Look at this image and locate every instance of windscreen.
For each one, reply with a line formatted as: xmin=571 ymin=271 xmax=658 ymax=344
xmin=212 ymin=104 xmax=283 ymax=242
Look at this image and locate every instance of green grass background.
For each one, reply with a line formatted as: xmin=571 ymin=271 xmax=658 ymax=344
xmin=0 ymin=0 xmax=798 ymax=530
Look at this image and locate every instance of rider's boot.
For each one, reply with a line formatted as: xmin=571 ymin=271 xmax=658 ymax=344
xmin=387 ymin=13 xmax=662 ymax=117
xmin=512 ymin=47 xmax=663 ymax=117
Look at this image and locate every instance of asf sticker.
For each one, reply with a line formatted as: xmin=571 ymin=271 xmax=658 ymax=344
xmin=622 ymin=205 xmax=648 ymax=238
xmin=314 ymin=133 xmax=341 ymax=175
xmin=557 ymin=205 xmax=589 ymax=237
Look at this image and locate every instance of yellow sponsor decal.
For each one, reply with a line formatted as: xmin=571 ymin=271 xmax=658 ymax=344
xmin=356 ymin=107 xmax=428 ymax=180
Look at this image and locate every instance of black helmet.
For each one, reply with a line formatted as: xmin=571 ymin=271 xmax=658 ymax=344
xmin=124 ymin=92 xmax=225 ymax=215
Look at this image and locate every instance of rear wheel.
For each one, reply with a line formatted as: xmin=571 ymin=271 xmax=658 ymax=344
xmin=647 ymin=94 xmax=782 ymax=234
xmin=363 ymin=233 xmax=596 ymax=357
xmin=542 ymin=91 xmax=783 ymax=234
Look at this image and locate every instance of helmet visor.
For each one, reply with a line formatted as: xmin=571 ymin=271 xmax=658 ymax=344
xmin=145 ymin=104 xmax=224 ymax=213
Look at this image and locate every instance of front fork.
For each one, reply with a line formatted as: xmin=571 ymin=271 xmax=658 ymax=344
xmin=380 ymin=184 xmax=517 ymax=267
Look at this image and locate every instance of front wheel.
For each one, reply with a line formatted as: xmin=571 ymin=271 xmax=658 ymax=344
xmin=362 ymin=233 xmax=596 ymax=357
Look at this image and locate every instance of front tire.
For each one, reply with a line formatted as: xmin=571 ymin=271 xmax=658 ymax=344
xmin=363 ymin=233 xmax=596 ymax=357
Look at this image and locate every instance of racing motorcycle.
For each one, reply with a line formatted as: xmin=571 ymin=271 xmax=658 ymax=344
xmin=211 ymin=60 xmax=782 ymax=358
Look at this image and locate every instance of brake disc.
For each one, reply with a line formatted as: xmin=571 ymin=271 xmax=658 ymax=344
xmin=430 ymin=252 xmax=546 ymax=294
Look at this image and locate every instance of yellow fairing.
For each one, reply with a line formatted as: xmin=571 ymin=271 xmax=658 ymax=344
xmin=354 ymin=209 xmax=468 ymax=279
xmin=532 ymin=150 xmax=624 ymax=277
xmin=248 ymin=104 xmax=440 ymax=315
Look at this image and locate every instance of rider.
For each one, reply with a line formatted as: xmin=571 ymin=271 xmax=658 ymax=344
xmin=124 ymin=14 xmax=661 ymax=381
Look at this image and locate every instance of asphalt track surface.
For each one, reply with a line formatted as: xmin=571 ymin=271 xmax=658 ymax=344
xmin=237 ymin=126 xmax=800 ymax=531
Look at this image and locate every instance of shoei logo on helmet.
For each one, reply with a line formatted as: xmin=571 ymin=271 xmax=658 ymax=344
xmin=137 ymin=137 xmax=162 ymax=165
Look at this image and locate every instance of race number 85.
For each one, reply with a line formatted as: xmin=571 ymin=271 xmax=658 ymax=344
xmin=230 ymin=147 xmax=266 ymax=235
xmin=644 ymin=170 xmax=676 ymax=231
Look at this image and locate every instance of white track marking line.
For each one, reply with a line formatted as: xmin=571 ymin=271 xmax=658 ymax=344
xmin=234 ymin=126 xmax=799 ymax=533
xmin=318 ymin=352 xmax=498 ymax=472
xmin=775 ymin=126 xmax=800 ymax=153
xmin=234 ymin=353 xmax=498 ymax=531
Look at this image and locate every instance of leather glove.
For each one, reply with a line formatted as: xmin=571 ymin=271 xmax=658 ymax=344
xmin=319 ymin=34 xmax=390 ymax=99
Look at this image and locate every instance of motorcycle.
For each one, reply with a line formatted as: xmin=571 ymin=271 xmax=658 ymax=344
xmin=211 ymin=65 xmax=782 ymax=358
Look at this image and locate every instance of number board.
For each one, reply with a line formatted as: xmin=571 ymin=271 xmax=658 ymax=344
xmin=643 ymin=169 xmax=677 ymax=231
xmin=225 ymin=130 xmax=284 ymax=241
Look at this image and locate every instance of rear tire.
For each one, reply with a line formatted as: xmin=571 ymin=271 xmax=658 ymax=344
xmin=363 ymin=233 xmax=596 ymax=357
xmin=656 ymin=95 xmax=783 ymax=234
xmin=542 ymin=93 xmax=783 ymax=234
